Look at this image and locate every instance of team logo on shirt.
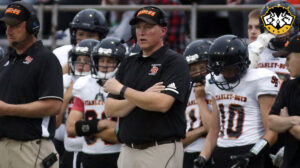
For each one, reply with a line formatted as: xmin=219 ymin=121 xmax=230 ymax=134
xmin=148 ymin=64 xmax=161 ymax=76
xmin=261 ymin=5 xmax=295 ymax=34
xmin=23 ymin=56 xmax=33 ymax=64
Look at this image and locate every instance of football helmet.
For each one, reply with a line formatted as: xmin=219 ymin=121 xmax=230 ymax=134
xmin=260 ymin=0 xmax=298 ymax=50
xmin=208 ymin=35 xmax=250 ymax=90
xmin=91 ymin=37 xmax=126 ymax=81
xmin=69 ymin=9 xmax=109 ymax=45
xmin=184 ymin=40 xmax=212 ymax=83
xmin=68 ymin=39 xmax=100 ymax=77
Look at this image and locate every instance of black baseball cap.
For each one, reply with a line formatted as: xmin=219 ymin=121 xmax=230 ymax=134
xmin=0 ymin=3 xmax=30 ymax=26
xmin=273 ymin=34 xmax=300 ymax=57
xmin=129 ymin=6 xmax=167 ymax=27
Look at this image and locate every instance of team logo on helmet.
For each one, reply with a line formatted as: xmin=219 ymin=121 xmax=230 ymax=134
xmin=261 ymin=5 xmax=295 ymax=35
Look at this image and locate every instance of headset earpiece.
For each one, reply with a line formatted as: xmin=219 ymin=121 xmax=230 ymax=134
xmin=11 ymin=1 xmax=40 ymax=36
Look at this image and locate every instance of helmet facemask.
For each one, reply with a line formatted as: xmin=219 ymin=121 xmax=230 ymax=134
xmin=68 ymin=39 xmax=99 ymax=77
xmin=69 ymin=54 xmax=92 ymax=77
xmin=91 ymin=37 xmax=126 ymax=84
xmin=208 ymin=61 xmax=246 ymax=91
xmin=70 ymin=61 xmax=91 ymax=77
xmin=189 ymin=61 xmax=208 ymax=85
xmin=91 ymin=56 xmax=119 ymax=85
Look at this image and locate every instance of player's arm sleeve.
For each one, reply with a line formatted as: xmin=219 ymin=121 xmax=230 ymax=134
xmin=269 ymin=81 xmax=288 ymax=115
xmin=38 ymin=53 xmax=63 ymax=101
xmin=160 ymin=54 xmax=191 ymax=103
xmin=72 ymin=97 xmax=85 ymax=113
xmin=256 ymin=73 xmax=280 ymax=99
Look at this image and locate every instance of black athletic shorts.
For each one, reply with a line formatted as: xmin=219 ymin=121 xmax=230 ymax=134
xmin=212 ymin=144 xmax=264 ymax=168
xmin=81 ymin=152 xmax=119 ymax=168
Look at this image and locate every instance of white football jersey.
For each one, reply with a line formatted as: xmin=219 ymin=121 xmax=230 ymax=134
xmin=53 ymin=45 xmax=72 ymax=67
xmin=205 ymin=69 xmax=279 ymax=147
xmin=184 ymin=86 xmax=212 ymax=153
xmin=61 ymin=74 xmax=84 ymax=152
xmin=72 ymin=75 xmax=121 ymax=154
xmin=257 ymin=47 xmax=290 ymax=83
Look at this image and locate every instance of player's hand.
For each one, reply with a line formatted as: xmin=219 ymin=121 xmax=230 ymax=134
xmin=75 ymin=119 xmax=100 ymax=136
xmin=103 ymin=78 xmax=123 ymax=95
xmin=194 ymin=83 xmax=206 ymax=100
xmin=230 ymin=152 xmax=253 ymax=168
xmin=193 ymin=155 xmax=207 ymax=168
xmin=145 ymin=82 xmax=165 ymax=93
xmin=271 ymin=147 xmax=284 ymax=168
xmin=231 ymin=139 xmax=269 ymax=168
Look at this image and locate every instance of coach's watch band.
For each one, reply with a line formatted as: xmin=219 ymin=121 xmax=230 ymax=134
xmin=120 ymin=85 xmax=128 ymax=98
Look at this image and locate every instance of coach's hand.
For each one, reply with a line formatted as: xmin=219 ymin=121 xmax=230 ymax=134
xmin=145 ymin=82 xmax=165 ymax=93
xmin=103 ymin=78 xmax=123 ymax=95
xmin=75 ymin=119 xmax=100 ymax=136
xmin=194 ymin=155 xmax=207 ymax=168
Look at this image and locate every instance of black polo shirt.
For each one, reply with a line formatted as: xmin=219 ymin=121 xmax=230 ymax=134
xmin=0 ymin=41 xmax=63 ymax=141
xmin=270 ymin=78 xmax=300 ymax=168
xmin=108 ymin=45 xmax=190 ymax=144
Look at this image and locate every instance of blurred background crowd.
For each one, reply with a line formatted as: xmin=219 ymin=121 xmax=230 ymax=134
xmin=1 ymin=0 xmax=299 ymax=54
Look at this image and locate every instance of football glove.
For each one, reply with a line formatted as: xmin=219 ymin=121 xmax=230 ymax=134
xmin=75 ymin=119 xmax=100 ymax=136
xmin=194 ymin=155 xmax=207 ymax=168
xmin=230 ymin=152 xmax=252 ymax=168
xmin=270 ymin=147 xmax=284 ymax=168
xmin=230 ymin=139 xmax=269 ymax=168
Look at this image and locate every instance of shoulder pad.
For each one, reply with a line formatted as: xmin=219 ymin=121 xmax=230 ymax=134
xmin=244 ymin=68 xmax=277 ymax=82
xmin=53 ymin=45 xmax=72 ymax=66
xmin=63 ymin=74 xmax=72 ymax=88
xmin=72 ymin=75 xmax=92 ymax=96
xmin=53 ymin=45 xmax=72 ymax=55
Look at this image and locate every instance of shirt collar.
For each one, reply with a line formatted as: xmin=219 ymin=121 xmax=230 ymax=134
xmin=11 ymin=40 xmax=42 ymax=58
xmin=138 ymin=45 xmax=168 ymax=60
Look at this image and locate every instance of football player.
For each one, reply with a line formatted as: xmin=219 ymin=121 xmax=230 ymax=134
xmin=56 ymin=39 xmax=100 ymax=168
xmin=250 ymin=0 xmax=297 ymax=83
xmin=53 ymin=9 xmax=108 ymax=166
xmin=248 ymin=1 xmax=297 ymax=167
xmin=53 ymin=9 xmax=109 ymax=73
xmin=194 ymin=35 xmax=279 ymax=168
xmin=66 ymin=37 xmax=125 ymax=168
xmin=182 ymin=40 xmax=213 ymax=168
